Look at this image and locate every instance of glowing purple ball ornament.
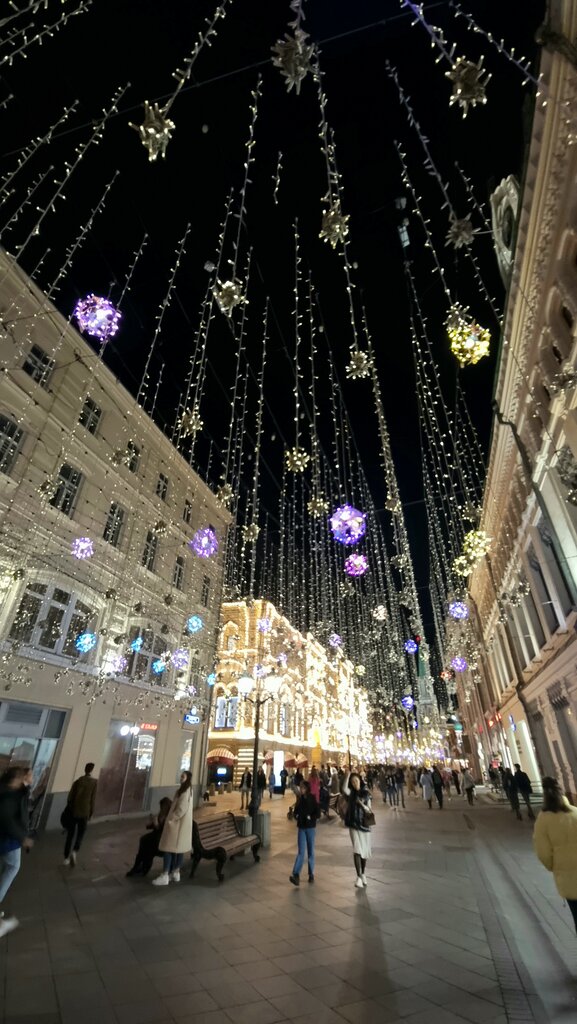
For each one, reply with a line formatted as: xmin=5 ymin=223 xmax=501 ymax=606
xmin=189 ymin=527 xmax=218 ymax=558
xmin=257 ymin=617 xmax=272 ymax=634
xmin=401 ymin=695 xmax=414 ymax=711
xmin=171 ymin=648 xmax=189 ymax=670
xmin=74 ymin=294 xmax=122 ymax=343
xmin=451 ymin=656 xmax=468 ymax=672
xmin=404 ymin=639 xmax=418 ymax=654
xmin=449 ymin=600 xmax=469 ymax=620
xmin=328 ymin=632 xmax=342 ymax=648
xmin=344 ymin=553 xmax=368 ymax=577
xmin=329 ymin=504 xmax=366 ymax=545
xmin=71 ymin=536 xmax=94 ymax=560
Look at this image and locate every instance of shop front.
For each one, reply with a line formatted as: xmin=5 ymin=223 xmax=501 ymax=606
xmin=0 ymin=699 xmax=67 ymax=829
xmin=94 ymin=719 xmax=158 ymax=816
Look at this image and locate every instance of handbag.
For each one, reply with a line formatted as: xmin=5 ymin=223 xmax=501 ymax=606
xmin=363 ymin=809 xmax=376 ymax=827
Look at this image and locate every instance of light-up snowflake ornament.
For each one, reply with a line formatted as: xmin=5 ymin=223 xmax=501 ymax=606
xmin=372 ymin=605 xmax=387 ymax=621
xmin=355 ymin=664 xmax=366 ymax=677
xmin=178 ymin=405 xmax=203 ymax=438
xmin=345 ymin=553 xmax=368 ymax=577
xmin=307 ymin=494 xmax=329 ymax=517
xmin=242 ymin=522 xmax=260 ymax=544
xmin=445 ymin=56 xmax=490 ymax=117
xmin=189 ymin=527 xmax=218 ymax=558
xmin=320 ymin=203 xmax=349 ymax=248
xmin=257 ymin=617 xmax=272 ymax=634
xmin=345 ymin=349 xmax=372 ymax=380
xmin=446 ymin=304 xmax=490 ymax=367
xmin=330 ymin=505 xmax=366 ymax=545
xmin=446 ymin=214 xmax=478 ymax=249
xmin=285 ymin=447 xmax=310 ymax=473
xmin=75 ymin=632 xmax=97 ymax=653
xmin=186 ymin=615 xmax=204 ymax=635
xmin=130 ymin=636 xmax=144 ymax=653
xmin=216 ymin=482 xmax=234 ymax=507
xmin=130 ymin=100 xmax=175 ymax=161
xmin=451 ymin=656 xmax=468 ymax=672
xmin=271 ymin=27 xmax=315 ymax=94
xmin=74 ymin=295 xmax=121 ymax=343
xmin=449 ymin=600 xmax=469 ymax=620
xmin=171 ymin=648 xmax=189 ymax=670
xmin=71 ymin=537 xmax=94 ymax=560
xmin=328 ymin=632 xmax=342 ymax=648
xmin=213 ymin=278 xmax=245 ymax=317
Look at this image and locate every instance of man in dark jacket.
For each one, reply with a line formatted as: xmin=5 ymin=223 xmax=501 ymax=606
xmin=513 ymin=764 xmax=535 ymax=820
xmin=63 ymin=762 xmax=97 ymax=866
xmin=431 ymin=766 xmax=444 ymax=809
xmin=0 ymin=766 xmax=33 ymax=936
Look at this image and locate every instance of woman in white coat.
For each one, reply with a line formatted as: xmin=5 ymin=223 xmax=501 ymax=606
xmin=152 ymin=771 xmax=193 ymax=885
xmin=420 ymin=768 xmax=434 ymax=809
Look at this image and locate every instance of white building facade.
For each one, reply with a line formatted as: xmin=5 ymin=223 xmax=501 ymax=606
xmin=0 ymin=251 xmax=230 ymax=826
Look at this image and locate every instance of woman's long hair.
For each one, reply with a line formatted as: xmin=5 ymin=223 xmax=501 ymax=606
xmin=542 ymin=776 xmax=570 ymax=813
xmin=177 ymin=770 xmax=192 ymax=796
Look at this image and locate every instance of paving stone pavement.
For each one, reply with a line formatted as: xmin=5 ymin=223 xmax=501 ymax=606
xmin=1 ymin=787 xmax=576 ymax=1024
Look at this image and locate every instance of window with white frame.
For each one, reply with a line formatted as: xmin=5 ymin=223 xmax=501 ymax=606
xmin=103 ymin=502 xmax=125 ymax=547
xmin=538 ymin=522 xmax=574 ymax=615
xmin=201 ymin=575 xmax=210 ymax=607
xmin=126 ymin=440 xmax=140 ymax=473
xmin=22 ymin=344 xmax=54 ymax=387
xmin=173 ymin=556 xmax=185 ymax=591
xmin=49 ymin=463 xmax=82 ymax=516
xmin=142 ymin=530 xmax=158 ymax=571
xmin=8 ymin=582 xmax=96 ymax=658
xmin=0 ymin=413 xmax=23 ymax=475
xmin=183 ymin=499 xmax=192 ymax=525
xmin=526 ymin=543 xmax=559 ymax=634
xmin=213 ymin=691 xmax=239 ymax=729
xmin=156 ymin=472 xmax=169 ymax=501
xmin=79 ymin=397 xmax=102 ymax=435
xmin=126 ymin=626 xmax=171 ymax=686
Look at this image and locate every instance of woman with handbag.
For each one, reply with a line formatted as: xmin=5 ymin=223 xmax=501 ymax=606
xmin=343 ymin=771 xmax=374 ymax=889
xmin=152 ymin=771 xmax=193 ymax=886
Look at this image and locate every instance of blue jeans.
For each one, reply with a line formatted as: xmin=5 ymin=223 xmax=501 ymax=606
xmin=163 ymin=852 xmax=183 ymax=873
xmin=0 ymin=847 xmax=21 ymax=903
xmin=292 ymin=828 xmax=315 ymax=877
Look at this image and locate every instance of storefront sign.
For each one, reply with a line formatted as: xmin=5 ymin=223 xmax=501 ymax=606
xmin=139 ymin=723 xmax=158 ymax=731
xmin=183 ymin=712 xmax=200 ymax=726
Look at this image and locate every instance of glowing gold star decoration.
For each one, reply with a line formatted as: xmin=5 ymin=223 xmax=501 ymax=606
xmin=372 ymin=605 xmax=387 ymax=621
xmin=285 ymin=446 xmax=310 ymax=472
xmin=242 ymin=523 xmax=260 ymax=544
xmin=355 ymin=665 xmax=366 ymax=677
xmin=178 ymin=405 xmax=203 ymax=438
xmin=130 ymin=101 xmax=175 ymax=161
xmin=446 ymin=214 xmax=478 ymax=249
xmin=271 ymin=27 xmax=314 ymax=95
xmin=345 ymin=349 xmax=372 ymax=380
xmin=307 ymin=494 xmax=329 ymax=517
xmin=446 ymin=304 xmax=490 ymax=366
xmin=453 ymin=529 xmax=491 ymax=577
xmin=216 ymin=482 xmax=234 ymax=507
xmin=320 ymin=203 xmax=349 ymax=248
xmin=213 ymin=278 xmax=245 ymax=317
xmin=445 ymin=56 xmax=490 ymax=117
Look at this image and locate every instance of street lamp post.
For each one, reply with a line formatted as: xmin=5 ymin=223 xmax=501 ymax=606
xmin=237 ymin=671 xmax=281 ymax=837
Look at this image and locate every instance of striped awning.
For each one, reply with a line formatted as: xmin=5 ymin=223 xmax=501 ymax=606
xmin=284 ymin=752 xmax=297 ymax=768
xmin=206 ymin=747 xmax=237 ymax=765
xmin=261 ymin=750 xmax=274 ymax=765
xmin=295 ymin=753 xmax=309 ymax=768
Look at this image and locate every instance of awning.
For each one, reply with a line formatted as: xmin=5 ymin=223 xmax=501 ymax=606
xmin=261 ymin=750 xmax=274 ymax=765
xmin=295 ymin=753 xmax=309 ymax=768
xmin=284 ymin=752 xmax=297 ymax=768
xmin=206 ymin=747 xmax=237 ymax=765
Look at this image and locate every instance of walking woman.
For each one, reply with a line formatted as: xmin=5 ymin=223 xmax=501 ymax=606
xmin=534 ymin=777 xmax=577 ymax=933
xmin=343 ymin=771 xmax=373 ymax=889
xmin=152 ymin=771 xmax=193 ymax=886
xmin=420 ymin=768 xmax=434 ymax=809
xmin=289 ymin=780 xmax=319 ymax=886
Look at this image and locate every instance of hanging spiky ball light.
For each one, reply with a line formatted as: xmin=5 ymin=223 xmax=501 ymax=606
xmin=285 ymin=447 xmax=310 ymax=472
xmin=71 ymin=537 xmax=94 ymax=560
xmin=451 ymin=656 xmax=468 ymax=672
xmin=74 ymin=294 xmax=122 ymax=342
xmin=271 ymin=26 xmax=314 ymax=94
xmin=446 ymin=304 xmax=490 ymax=366
xmin=213 ymin=279 xmax=245 ymax=317
xmin=449 ymin=600 xmax=469 ymax=620
xmin=328 ymin=632 xmax=342 ymax=648
xmin=445 ymin=56 xmax=490 ymax=117
xmin=320 ymin=202 xmax=349 ymax=248
xmin=404 ymin=639 xmax=418 ymax=654
xmin=130 ymin=100 xmax=175 ymax=161
xmin=171 ymin=648 xmax=189 ymax=670
xmin=345 ymin=553 xmax=368 ymax=577
xmin=178 ymin=405 xmax=203 ymax=438
xmin=330 ymin=504 xmax=366 ymax=545
xmin=307 ymin=494 xmax=329 ymax=517
xmin=372 ymin=605 xmax=387 ymax=621
xmin=242 ymin=522 xmax=260 ymax=544
xmin=345 ymin=349 xmax=372 ymax=380
xmin=216 ymin=482 xmax=234 ymax=507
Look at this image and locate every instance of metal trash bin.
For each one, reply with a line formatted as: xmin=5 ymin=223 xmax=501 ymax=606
xmin=234 ymin=810 xmax=271 ymax=848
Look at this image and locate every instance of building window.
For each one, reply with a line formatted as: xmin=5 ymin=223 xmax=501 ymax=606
xmin=201 ymin=575 xmax=210 ymax=607
xmin=126 ymin=627 xmax=170 ymax=686
xmin=156 ymin=473 xmax=169 ymax=501
xmin=538 ymin=522 xmax=574 ymax=615
xmin=280 ymin=702 xmax=291 ymax=738
xmin=126 ymin=440 xmax=140 ymax=473
xmin=561 ymin=304 xmax=575 ymax=331
xmin=527 ymin=544 xmax=559 ymax=635
xmin=142 ymin=531 xmax=158 ymax=571
xmin=103 ymin=502 xmax=125 ymax=547
xmin=8 ymin=583 xmax=95 ymax=658
xmin=173 ymin=556 xmax=185 ymax=591
xmin=214 ymin=694 xmax=239 ymax=729
xmin=49 ymin=463 xmax=82 ymax=517
xmin=0 ymin=413 xmax=23 ymax=475
xmin=79 ymin=397 xmax=102 ymax=435
xmin=183 ymin=499 xmax=192 ymax=525
xmin=22 ymin=344 xmax=54 ymax=387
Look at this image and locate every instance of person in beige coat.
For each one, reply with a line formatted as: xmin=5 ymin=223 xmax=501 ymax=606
xmin=152 ymin=771 xmax=193 ymax=885
xmin=533 ymin=776 xmax=577 ymax=933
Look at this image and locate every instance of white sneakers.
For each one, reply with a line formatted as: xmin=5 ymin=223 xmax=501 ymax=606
xmin=170 ymin=871 xmax=180 ymax=883
xmin=355 ymin=877 xmax=364 ymax=889
xmin=63 ymin=858 xmax=70 ymax=866
xmin=361 ymin=874 xmax=368 ymax=886
xmin=0 ymin=916 xmax=19 ymax=938
xmin=152 ymin=873 xmax=170 ymax=886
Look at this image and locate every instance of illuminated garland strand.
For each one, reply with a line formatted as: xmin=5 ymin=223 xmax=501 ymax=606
xmin=0 ymin=0 xmax=93 ymax=67
xmin=0 ymin=164 xmax=54 ymax=234
xmin=0 ymin=100 xmax=78 ymax=201
xmin=247 ymin=301 xmax=268 ymax=597
xmin=449 ymin=2 xmax=540 ymax=88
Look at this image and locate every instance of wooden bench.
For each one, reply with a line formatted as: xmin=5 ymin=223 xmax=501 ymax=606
xmin=190 ymin=812 xmax=261 ymax=882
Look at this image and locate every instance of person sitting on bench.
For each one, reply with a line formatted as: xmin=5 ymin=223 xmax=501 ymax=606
xmin=126 ymin=798 xmax=171 ymax=877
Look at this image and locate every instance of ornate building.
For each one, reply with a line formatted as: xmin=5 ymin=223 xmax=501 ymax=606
xmin=466 ymin=0 xmax=577 ymax=790
xmin=209 ymin=599 xmax=373 ymax=780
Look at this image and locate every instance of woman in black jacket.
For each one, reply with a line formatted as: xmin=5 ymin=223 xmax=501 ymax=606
xmin=289 ymin=780 xmax=319 ymax=886
xmin=0 ymin=766 xmax=32 ymax=936
xmin=126 ymin=797 xmax=171 ymax=877
xmin=343 ymin=771 xmax=373 ymax=888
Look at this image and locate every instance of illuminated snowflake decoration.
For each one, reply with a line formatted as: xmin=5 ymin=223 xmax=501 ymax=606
xmin=453 ymin=529 xmax=491 ymax=577
xmin=372 ymin=605 xmax=387 ymax=621
xmin=171 ymin=648 xmax=189 ymax=670
xmin=190 ymin=527 xmax=218 ymax=558
xmin=446 ymin=304 xmax=490 ymax=367
xmin=213 ymin=278 xmax=245 ymax=317
xmin=38 ymin=477 xmax=58 ymax=501
xmin=152 ymin=521 xmax=167 ymax=537
xmin=320 ymin=202 xmax=349 ymax=248
xmin=401 ymin=695 xmax=414 ymax=711
xmin=71 ymin=536 xmax=94 ymax=560
xmin=242 ymin=522 xmax=260 ymax=544
xmin=75 ymin=632 xmax=97 ymax=653
xmin=285 ymin=447 xmax=310 ymax=472
xmin=355 ymin=664 xmax=366 ymax=677
xmin=451 ymin=656 xmax=468 ymax=673
xmin=404 ymin=639 xmax=418 ymax=654
xmin=328 ymin=632 xmax=342 ymax=648
xmin=110 ymin=654 xmax=128 ymax=673
xmin=277 ymin=652 xmax=288 ymax=668
xmin=130 ymin=636 xmax=144 ymax=653
xmin=74 ymin=295 xmax=122 ymax=343
xmin=257 ymin=617 xmax=272 ymax=634
xmin=186 ymin=615 xmax=204 ymax=634
xmin=207 ymin=672 xmax=217 ymax=686
xmin=330 ymin=504 xmax=366 ymax=545
xmin=152 ymin=658 xmax=167 ymax=675
xmin=345 ymin=349 xmax=372 ymax=380
xmin=216 ymin=482 xmax=234 ymax=507
xmin=271 ymin=27 xmax=314 ymax=94
xmin=449 ymin=600 xmax=469 ymax=620
xmin=178 ymin=405 xmax=203 ymax=438
xmin=445 ymin=56 xmax=490 ymax=117
xmin=307 ymin=494 xmax=329 ymax=517
xmin=345 ymin=553 xmax=368 ymax=577
xmin=130 ymin=100 xmax=175 ymax=161
xmin=446 ymin=214 xmax=478 ymax=249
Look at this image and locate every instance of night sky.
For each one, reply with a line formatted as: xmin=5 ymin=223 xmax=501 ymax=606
xmin=1 ymin=0 xmax=546 ymax=636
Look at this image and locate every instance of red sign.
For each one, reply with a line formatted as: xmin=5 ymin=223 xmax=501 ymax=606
xmin=140 ymin=723 xmax=158 ymax=732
